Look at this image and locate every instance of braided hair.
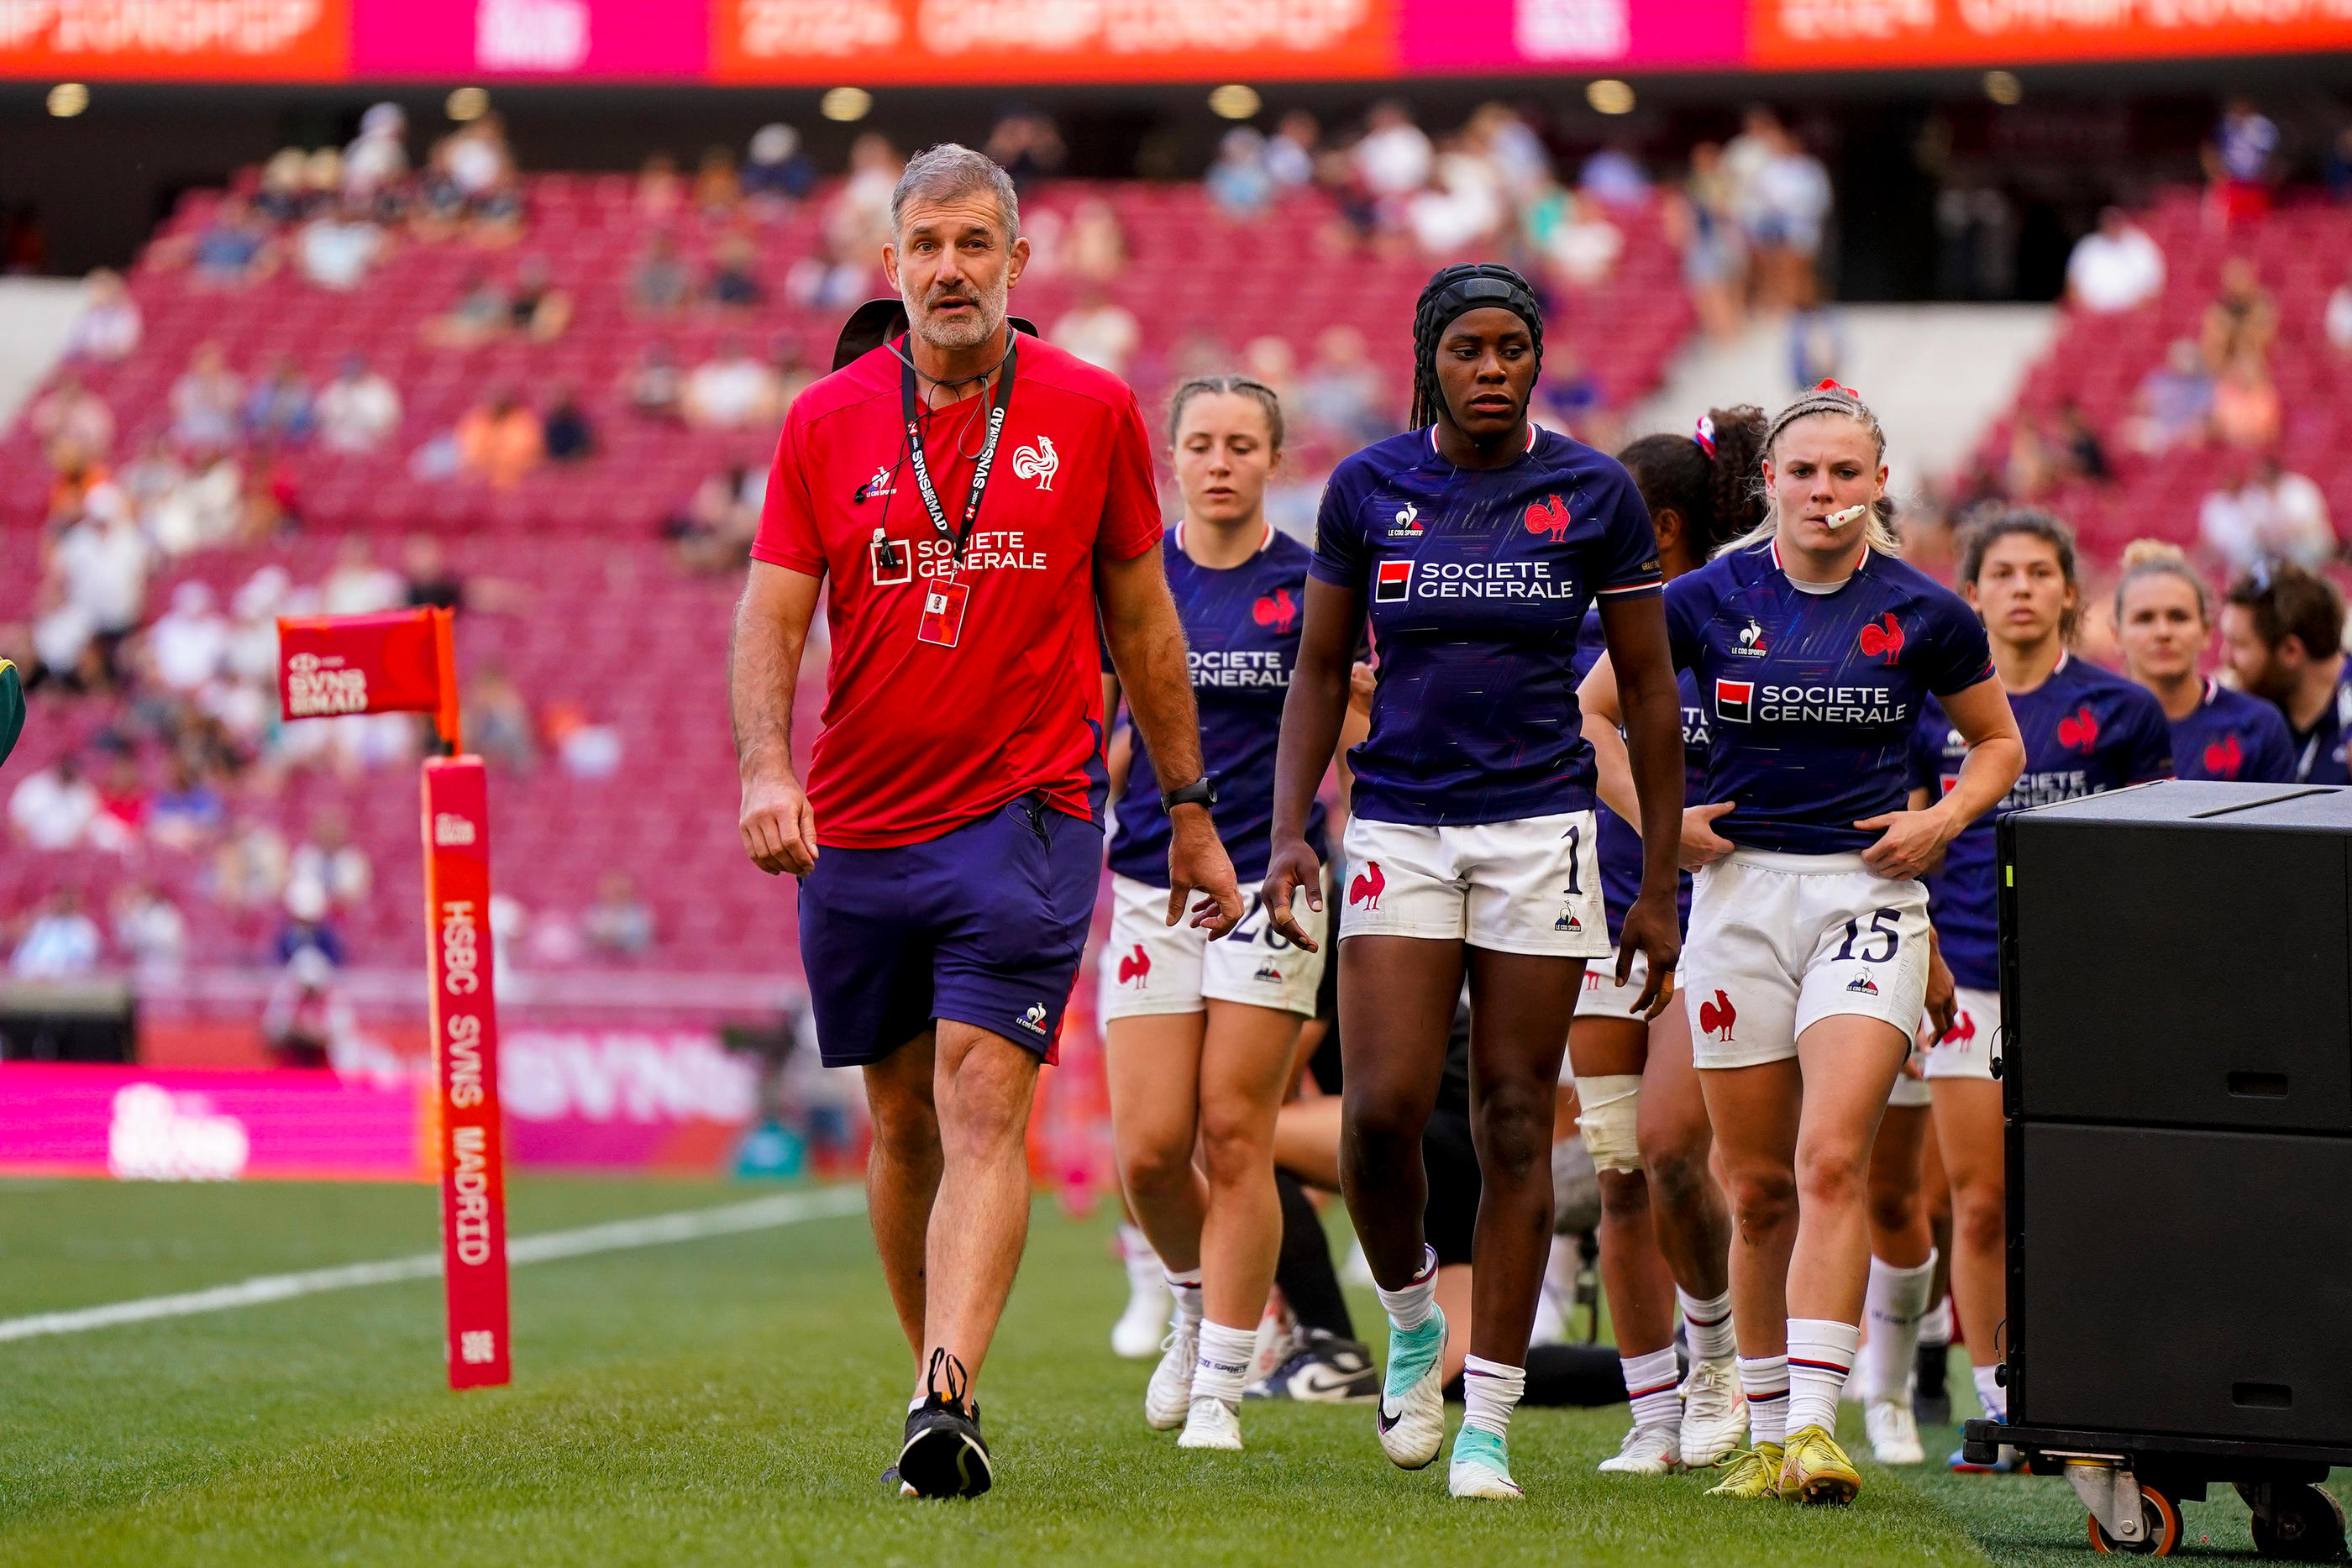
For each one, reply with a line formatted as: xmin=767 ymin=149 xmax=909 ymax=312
xmin=1719 ymin=379 xmax=1902 ymax=557
xmin=1408 ymin=263 xmax=1546 ymax=432
xmin=1616 ymin=406 xmax=1767 ymax=567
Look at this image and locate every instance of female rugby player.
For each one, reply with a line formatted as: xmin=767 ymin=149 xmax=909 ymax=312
xmin=1583 ymin=381 xmax=2024 ymax=1505
xmin=1569 ymin=409 xmax=1767 ymax=1477
xmin=2113 ymin=539 xmax=2295 ymax=783
xmin=1100 ymin=376 xmax=1331 ymax=1453
xmin=1910 ymin=511 xmax=2171 ymax=1470
xmin=1261 ymin=263 xmax=1689 ymax=1501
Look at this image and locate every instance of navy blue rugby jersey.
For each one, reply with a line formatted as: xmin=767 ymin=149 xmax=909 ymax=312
xmin=1572 ymin=607 xmax=1706 ymax=942
xmin=1108 ymin=524 xmax=1328 ymax=888
xmin=1310 ymin=426 xmax=1662 ymax=826
xmin=2169 ymin=677 xmax=2294 ymax=783
xmin=1910 ymin=652 xmax=2172 ymax=990
xmin=1663 ymin=538 xmax=1993 ymax=856
xmin=2287 ymin=665 xmax=2352 ymax=784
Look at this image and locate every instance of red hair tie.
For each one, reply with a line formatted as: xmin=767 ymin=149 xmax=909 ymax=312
xmin=1814 ymin=378 xmax=1861 ymax=399
xmin=1693 ymin=414 xmax=1717 ymax=456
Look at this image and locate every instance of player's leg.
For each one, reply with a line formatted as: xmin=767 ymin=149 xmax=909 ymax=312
xmin=862 ymin=1031 xmax=943 ymax=1362
xmin=1640 ymin=1001 xmax=1744 ymax=1467
xmin=1249 ymin=1166 xmax=1378 ymax=1403
xmin=1859 ymin=1096 xmax=1934 ymax=1464
xmin=1697 ymin=1055 xmax=1803 ymax=1497
xmin=1100 ymin=874 xmax=1202 ymax=1363
xmin=1928 ymin=984 xmax=2010 ymax=1469
xmin=1105 ymin=1009 xmax=1209 ymax=1431
xmin=1914 ymin=1117 xmax=1956 ymax=1424
xmin=1111 ymin=1194 xmax=1170 ymax=1361
xmin=1571 ymin=1004 xmax=1682 ymax=1476
xmin=1179 ymin=997 xmax=1305 ymax=1449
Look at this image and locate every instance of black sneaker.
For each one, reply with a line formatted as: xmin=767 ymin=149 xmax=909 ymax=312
xmin=897 ymin=1350 xmax=994 ymax=1499
xmin=1913 ymin=1342 xmax=1952 ymax=1427
xmin=1244 ymin=1331 xmax=1378 ymax=1403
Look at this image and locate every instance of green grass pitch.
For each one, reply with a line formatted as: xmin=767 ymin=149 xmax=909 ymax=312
xmin=0 ymin=1174 xmax=2332 ymax=1565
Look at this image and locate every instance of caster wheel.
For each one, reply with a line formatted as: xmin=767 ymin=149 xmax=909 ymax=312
xmin=2246 ymin=1483 xmax=2348 ymax=1560
xmin=2090 ymin=1487 xmax=2182 ymax=1556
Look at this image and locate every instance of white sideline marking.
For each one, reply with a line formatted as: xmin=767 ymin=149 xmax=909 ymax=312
xmin=0 ymin=1186 xmax=868 ymax=1344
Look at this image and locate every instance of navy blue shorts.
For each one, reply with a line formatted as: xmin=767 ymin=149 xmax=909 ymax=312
xmin=799 ymin=794 xmax=1103 ymax=1069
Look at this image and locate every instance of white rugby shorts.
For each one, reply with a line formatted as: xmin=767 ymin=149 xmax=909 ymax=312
xmin=1925 ymin=985 xmax=2002 ymax=1083
xmin=1574 ymin=948 xmax=1662 ymax=1025
xmin=1098 ymin=873 xmax=1327 ymax=1023
xmin=1888 ymin=1051 xmax=1935 ymax=1108
xmin=1339 ymin=810 xmax=1609 ymax=959
xmin=1682 ymin=848 xmax=1931 ymax=1072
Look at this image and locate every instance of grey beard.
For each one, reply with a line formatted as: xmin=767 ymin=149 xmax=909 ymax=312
xmin=906 ymin=286 xmax=1007 ymax=352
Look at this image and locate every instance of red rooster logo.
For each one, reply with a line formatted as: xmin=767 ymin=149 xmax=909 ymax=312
xmin=2204 ymin=734 xmax=2243 ymax=779
xmin=1347 ymin=860 xmax=1385 ymax=909
xmin=1698 ymin=989 xmax=1736 ymax=1041
xmin=2057 ymin=705 xmax=2099 ymax=751
xmin=1942 ymin=1009 xmax=1976 ymax=1046
xmin=1857 ymin=613 xmax=1904 ymax=663
xmin=1523 ymin=494 xmax=1571 ymax=543
xmin=1116 ymin=944 xmax=1151 ymax=987
xmin=1252 ymin=589 xmax=1297 ymax=635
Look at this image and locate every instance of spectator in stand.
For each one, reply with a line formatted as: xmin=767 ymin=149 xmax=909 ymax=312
xmin=1407 ymin=135 xmax=1509 ymax=255
xmin=2201 ymin=454 xmax=2335 ymax=573
xmin=664 ymin=466 xmax=760 ymax=574
xmin=150 ymin=581 xmax=231 ymax=693
xmin=63 ymin=268 xmax=141 ymax=362
xmin=1578 ymin=145 xmax=1651 ymax=208
xmin=744 ymin=123 xmax=816 ymax=212
xmin=112 ymin=884 xmax=186 ymax=974
xmin=445 ymin=114 xmax=522 ymax=242
xmin=2221 ymin=564 xmax=2352 ymax=784
xmin=1743 ymin=118 xmax=1834 ymax=311
xmin=2127 ymin=340 xmax=2215 ymax=454
xmin=1241 ymin=333 xmax=1298 ymax=406
xmin=29 ymin=374 xmax=114 ymax=465
xmin=464 ymin=666 xmax=537 ymax=771
xmin=508 ymin=255 xmax=572 ymax=341
xmin=10 ymin=890 xmax=101 ymax=978
xmin=273 ymin=878 xmax=347 ymax=969
xmin=584 ymin=872 xmax=655 ymax=956
xmin=91 ymin=753 xmax=147 ymax=852
xmin=2212 ymin=353 xmax=2281 ymax=449
xmin=297 ymin=197 xmax=389 ymax=291
xmin=1294 ymin=323 xmax=1389 ymax=454
xmin=150 ymin=757 xmax=228 ymax=850
xmin=1530 ymin=338 xmax=1613 ymax=449
xmin=1469 ymin=102 xmax=1551 ymax=207
xmin=706 ymin=230 xmax=766 ymax=309
xmin=832 ymin=132 xmax=903 ymax=258
xmin=1065 ymin=197 xmax=1127 ymax=283
xmin=543 ymin=386 xmax=595 ymax=463
xmin=632 ymin=230 xmax=690 ymax=314
xmin=255 ymin=148 xmax=312 ymax=225
xmin=1266 ymin=110 xmax=1320 ymax=191
xmin=624 ymin=340 xmax=684 ymax=420
xmin=323 ymin=536 xmax=405 ymax=615
xmin=683 ymin=337 xmax=781 ymax=430
xmin=147 ymin=449 xmax=245 ymax=557
xmin=1207 ymin=128 xmax=1277 ymax=220
xmin=768 ymin=333 xmax=814 ymax=413
xmin=185 ymin=197 xmax=277 ymax=286
xmin=2205 ymin=97 xmax=2279 ymax=227
xmin=636 ymin=153 xmax=685 ymax=225
xmin=401 ymin=533 xmax=464 ymax=610
xmin=984 ymin=108 xmax=1066 ymax=187
xmin=291 ymin=809 xmax=372 ymax=911
xmin=2328 ymin=267 xmax=2352 ymax=357
xmin=243 ymin=359 xmax=316 ymax=446
xmin=1354 ymin=99 xmax=1435 ymax=206
xmin=455 ymin=388 xmax=544 ymax=488
xmin=2003 ymin=419 xmax=2061 ymax=502
xmin=171 ymin=343 xmax=244 ymax=449
xmin=344 ymin=102 xmax=409 ymax=210
xmin=546 ymin=700 xmax=622 ymax=779
xmin=9 ymin=753 xmax=99 ymax=849
xmin=2202 ymin=258 xmax=2276 ymax=370
xmin=1524 ymin=180 xmax=1623 ymax=289
xmin=2054 ymin=399 xmax=2112 ymax=482
xmin=316 ymin=354 xmax=402 ymax=454
xmin=2066 ymin=207 xmax=2166 ymax=313
xmin=1665 ymin=142 xmax=1746 ymax=341
xmin=1050 ymin=286 xmax=1141 ymax=377
xmin=695 ymin=145 xmax=743 ymax=221
xmin=50 ymin=488 xmax=149 ymax=675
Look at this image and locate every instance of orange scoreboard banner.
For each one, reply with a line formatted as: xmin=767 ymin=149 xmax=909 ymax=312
xmin=0 ymin=0 xmax=349 ymax=79
xmin=711 ymin=0 xmax=1399 ymax=83
xmin=1747 ymin=0 xmax=2352 ymax=68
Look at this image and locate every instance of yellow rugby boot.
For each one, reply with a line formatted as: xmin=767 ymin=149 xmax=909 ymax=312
xmin=1778 ymin=1424 xmax=1861 ymax=1506
xmin=1703 ymin=1442 xmax=1783 ymax=1500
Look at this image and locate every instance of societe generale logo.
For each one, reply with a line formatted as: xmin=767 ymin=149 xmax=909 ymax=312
xmin=434 ymin=812 xmax=478 ymax=847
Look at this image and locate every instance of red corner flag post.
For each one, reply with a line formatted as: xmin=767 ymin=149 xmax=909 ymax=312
xmin=277 ymin=605 xmax=510 ymax=1390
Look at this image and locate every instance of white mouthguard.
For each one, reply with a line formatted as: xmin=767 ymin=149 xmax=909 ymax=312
xmin=1824 ymin=503 xmax=1868 ymax=530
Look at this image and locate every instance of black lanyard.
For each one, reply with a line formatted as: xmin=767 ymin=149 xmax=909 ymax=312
xmin=899 ymin=336 xmax=1017 ymax=571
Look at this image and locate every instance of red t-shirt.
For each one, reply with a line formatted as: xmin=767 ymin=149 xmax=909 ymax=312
xmin=753 ymin=333 xmax=1163 ymax=849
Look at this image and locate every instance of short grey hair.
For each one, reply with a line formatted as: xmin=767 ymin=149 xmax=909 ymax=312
xmin=890 ymin=143 xmax=1021 ymax=242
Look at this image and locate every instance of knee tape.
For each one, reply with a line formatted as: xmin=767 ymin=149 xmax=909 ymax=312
xmin=1574 ymin=1074 xmax=1644 ymax=1175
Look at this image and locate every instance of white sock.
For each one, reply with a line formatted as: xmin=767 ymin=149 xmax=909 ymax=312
xmin=1739 ymin=1354 xmax=1789 ymax=1446
xmin=1192 ymin=1319 xmax=1255 ymax=1408
xmin=1620 ymin=1346 xmax=1683 ymax=1433
xmin=1919 ymin=1295 xmax=1952 ymax=1349
xmin=1786 ymin=1319 xmax=1861 ymax=1437
xmin=1375 ymin=1245 xmax=1440 ymax=1332
xmin=1121 ymin=1225 xmax=1160 ymax=1276
xmin=1972 ymin=1361 xmax=2008 ymax=1422
xmin=1859 ymin=1251 xmax=1937 ymax=1403
xmin=1461 ymin=1355 xmax=1525 ymax=1439
xmin=1677 ymin=1287 xmax=1736 ymax=1363
xmin=1166 ymin=1267 xmax=1204 ymax=1327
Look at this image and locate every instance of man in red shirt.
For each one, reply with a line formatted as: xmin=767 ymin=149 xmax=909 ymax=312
xmin=731 ymin=144 xmax=1242 ymax=1500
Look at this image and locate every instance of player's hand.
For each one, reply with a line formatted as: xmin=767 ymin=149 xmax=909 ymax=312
xmin=1168 ymin=803 xmax=1244 ymax=937
xmin=739 ymin=768 xmax=818 ymax=876
xmin=1347 ymin=659 xmax=1378 ymax=715
xmin=1259 ymin=836 xmax=1325 ymax=953
xmin=1855 ymin=805 xmax=1955 ymax=882
xmin=1679 ymin=801 xmax=1737 ymax=869
xmin=1920 ymin=933 xmax=1956 ymax=1044
xmin=1617 ymin=889 xmax=1682 ymax=1020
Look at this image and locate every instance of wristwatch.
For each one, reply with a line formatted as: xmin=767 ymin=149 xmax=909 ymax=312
xmin=1162 ymin=777 xmax=1217 ymax=814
